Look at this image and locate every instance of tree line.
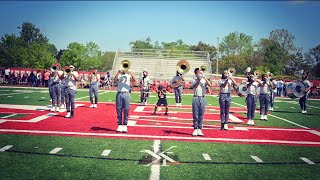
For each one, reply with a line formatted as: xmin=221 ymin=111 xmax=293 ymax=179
xmin=1 ymin=22 xmax=319 ymax=78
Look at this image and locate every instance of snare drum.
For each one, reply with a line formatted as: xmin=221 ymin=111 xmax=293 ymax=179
xmin=236 ymin=82 xmax=248 ymax=97
xmin=292 ymin=80 xmax=306 ymax=98
xmin=286 ymin=82 xmax=296 ymax=99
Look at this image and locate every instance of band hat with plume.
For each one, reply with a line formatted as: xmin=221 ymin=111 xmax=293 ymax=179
xmin=69 ymin=65 xmax=75 ymax=68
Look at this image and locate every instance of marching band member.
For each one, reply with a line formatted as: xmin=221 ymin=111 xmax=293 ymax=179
xmin=191 ymin=68 xmax=211 ymax=136
xmin=246 ymin=74 xmax=259 ymax=126
xmin=114 ymin=68 xmax=138 ymax=133
xmin=60 ymin=66 xmax=68 ymax=109
xmin=299 ymin=73 xmax=312 ymax=114
xmin=140 ymin=70 xmax=152 ymax=106
xmin=152 ymin=85 xmax=168 ymax=116
xmin=256 ymin=74 xmax=273 ymax=120
xmin=171 ymin=71 xmax=184 ymax=106
xmin=50 ymin=64 xmax=62 ymax=112
xmin=60 ymin=65 xmax=80 ymax=118
xmin=269 ymin=76 xmax=277 ymax=111
xmin=89 ymin=69 xmax=100 ymax=108
xmin=218 ymin=70 xmax=237 ymax=130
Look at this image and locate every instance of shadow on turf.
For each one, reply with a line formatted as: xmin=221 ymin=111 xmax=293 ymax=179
xmin=162 ymin=130 xmax=190 ymax=136
xmin=273 ymin=110 xmax=319 ymax=115
xmin=90 ymin=126 xmax=114 ymax=132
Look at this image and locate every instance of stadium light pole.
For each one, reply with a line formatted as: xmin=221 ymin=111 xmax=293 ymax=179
xmin=216 ymin=37 xmax=219 ymax=74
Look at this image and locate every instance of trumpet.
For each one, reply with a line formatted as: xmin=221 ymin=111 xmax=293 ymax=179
xmin=228 ymin=67 xmax=236 ymax=77
xmin=121 ymin=60 xmax=130 ymax=71
xmin=200 ymin=65 xmax=207 ymax=72
xmin=65 ymin=68 xmax=72 ymax=74
xmin=269 ymin=73 xmax=274 ymax=79
xmin=51 ymin=64 xmax=60 ymax=72
xmin=91 ymin=70 xmax=97 ymax=75
xmin=254 ymin=70 xmax=260 ymax=77
xmin=176 ymin=60 xmax=190 ymax=75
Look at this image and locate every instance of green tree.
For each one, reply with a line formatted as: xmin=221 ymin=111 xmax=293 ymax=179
xmin=269 ymin=29 xmax=296 ymax=53
xmin=0 ymin=34 xmax=24 ymax=67
xmin=256 ymin=38 xmax=287 ymax=75
xmin=129 ymin=37 xmax=154 ymax=50
xmin=220 ymin=32 xmax=254 ymax=57
xmin=61 ymin=42 xmax=102 ymax=71
xmin=161 ymin=39 xmax=190 ymax=51
xmin=305 ymin=44 xmax=320 ymax=77
xmin=102 ymin=51 xmax=116 ymax=71
xmin=19 ymin=22 xmax=48 ymax=45
xmin=190 ymin=41 xmax=217 ymax=59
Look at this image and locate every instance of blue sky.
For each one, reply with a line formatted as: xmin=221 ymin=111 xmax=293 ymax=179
xmin=0 ymin=1 xmax=319 ymax=52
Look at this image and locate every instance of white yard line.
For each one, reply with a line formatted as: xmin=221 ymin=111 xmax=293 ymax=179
xmin=0 ymin=145 xmax=13 ymax=152
xmin=300 ymin=157 xmax=315 ymax=165
xmin=149 ymin=140 xmax=161 ymax=180
xmin=49 ymin=147 xmax=63 ymax=154
xmin=250 ymin=155 xmax=263 ymax=163
xmin=1 ymin=114 xmax=17 ymax=119
xmin=268 ymin=114 xmax=309 ymax=129
xmin=1 ymin=129 xmax=319 ymax=145
xmin=75 ymin=91 xmax=108 ymax=100
xmin=101 ymin=150 xmax=112 ymax=156
xmin=232 ymin=102 xmax=309 ymax=129
xmin=202 ymin=153 xmax=212 ymax=161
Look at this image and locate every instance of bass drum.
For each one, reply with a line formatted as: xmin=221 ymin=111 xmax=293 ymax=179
xmin=236 ymin=82 xmax=248 ymax=97
xmin=286 ymin=82 xmax=296 ymax=99
xmin=292 ymin=80 xmax=306 ymax=98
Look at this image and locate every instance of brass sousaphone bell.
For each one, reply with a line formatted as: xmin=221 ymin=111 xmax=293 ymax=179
xmin=176 ymin=60 xmax=190 ymax=75
xmin=121 ymin=60 xmax=130 ymax=71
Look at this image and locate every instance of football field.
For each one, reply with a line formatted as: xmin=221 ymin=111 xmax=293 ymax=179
xmin=0 ymin=86 xmax=319 ymax=179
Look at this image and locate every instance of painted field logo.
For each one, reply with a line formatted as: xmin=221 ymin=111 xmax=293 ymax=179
xmin=139 ymin=146 xmax=179 ymax=166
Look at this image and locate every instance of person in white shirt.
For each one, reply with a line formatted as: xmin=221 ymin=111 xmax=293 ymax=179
xmin=299 ymin=73 xmax=312 ymax=114
xmin=4 ymin=67 xmax=10 ymax=84
xmin=50 ymin=64 xmax=63 ymax=112
xmin=269 ymin=77 xmax=277 ymax=111
xmin=256 ymin=74 xmax=273 ymax=120
xmin=89 ymin=69 xmax=100 ymax=108
xmin=114 ymin=68 xmax=138 ymax=133
xmin=60 ymin=65 xmax=80 ymax=118
xmin=246 ymin=74 xmax=259 ymax=126
xmin=171 ymin=71 xmax=184 ymax=106
xmin=140 ymin=70 xmax=152 ymax=106
xmin=218 ymin=70 xmax=237 ymax=130
xmin=191 ymin=68 xmax=211 ymax=136
xmin=277 ymin=79 xmax=284 ymax=96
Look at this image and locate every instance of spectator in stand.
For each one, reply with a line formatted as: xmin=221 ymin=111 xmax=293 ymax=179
xmin=277 ymin=79 xmax=284 ymax=97
xmin=44 ymin=69 xmax=50 ymax=87
xmin=283 ymin=81 xmax=287 ymax=97
xmin=36 ymin=70 xmax=41 ymax=87
xmin=4 ymin=67 xmax=10 ymax=84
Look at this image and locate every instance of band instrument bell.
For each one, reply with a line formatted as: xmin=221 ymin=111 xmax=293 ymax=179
xmin=121 ymin=60 xmax=130 ymax=71
xmin=176 ymin=60 xmax=190 ymax=75
xmin=228 ymin=67 xmax=236 ymax=77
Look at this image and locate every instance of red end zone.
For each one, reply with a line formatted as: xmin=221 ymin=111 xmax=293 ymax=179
xmin=0 ymin=103 xmax=319 ymax=147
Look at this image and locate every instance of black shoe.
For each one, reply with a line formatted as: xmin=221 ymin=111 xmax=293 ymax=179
xmin=164 ymin=113 xmax=168 ymax=116
xmin=70 ymin=111 xmax=74 ymax=118
xmin=220 ymin=123 xmax=224 ymax=130
xmin=152 ymin=113 xmax=156 ymax=115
